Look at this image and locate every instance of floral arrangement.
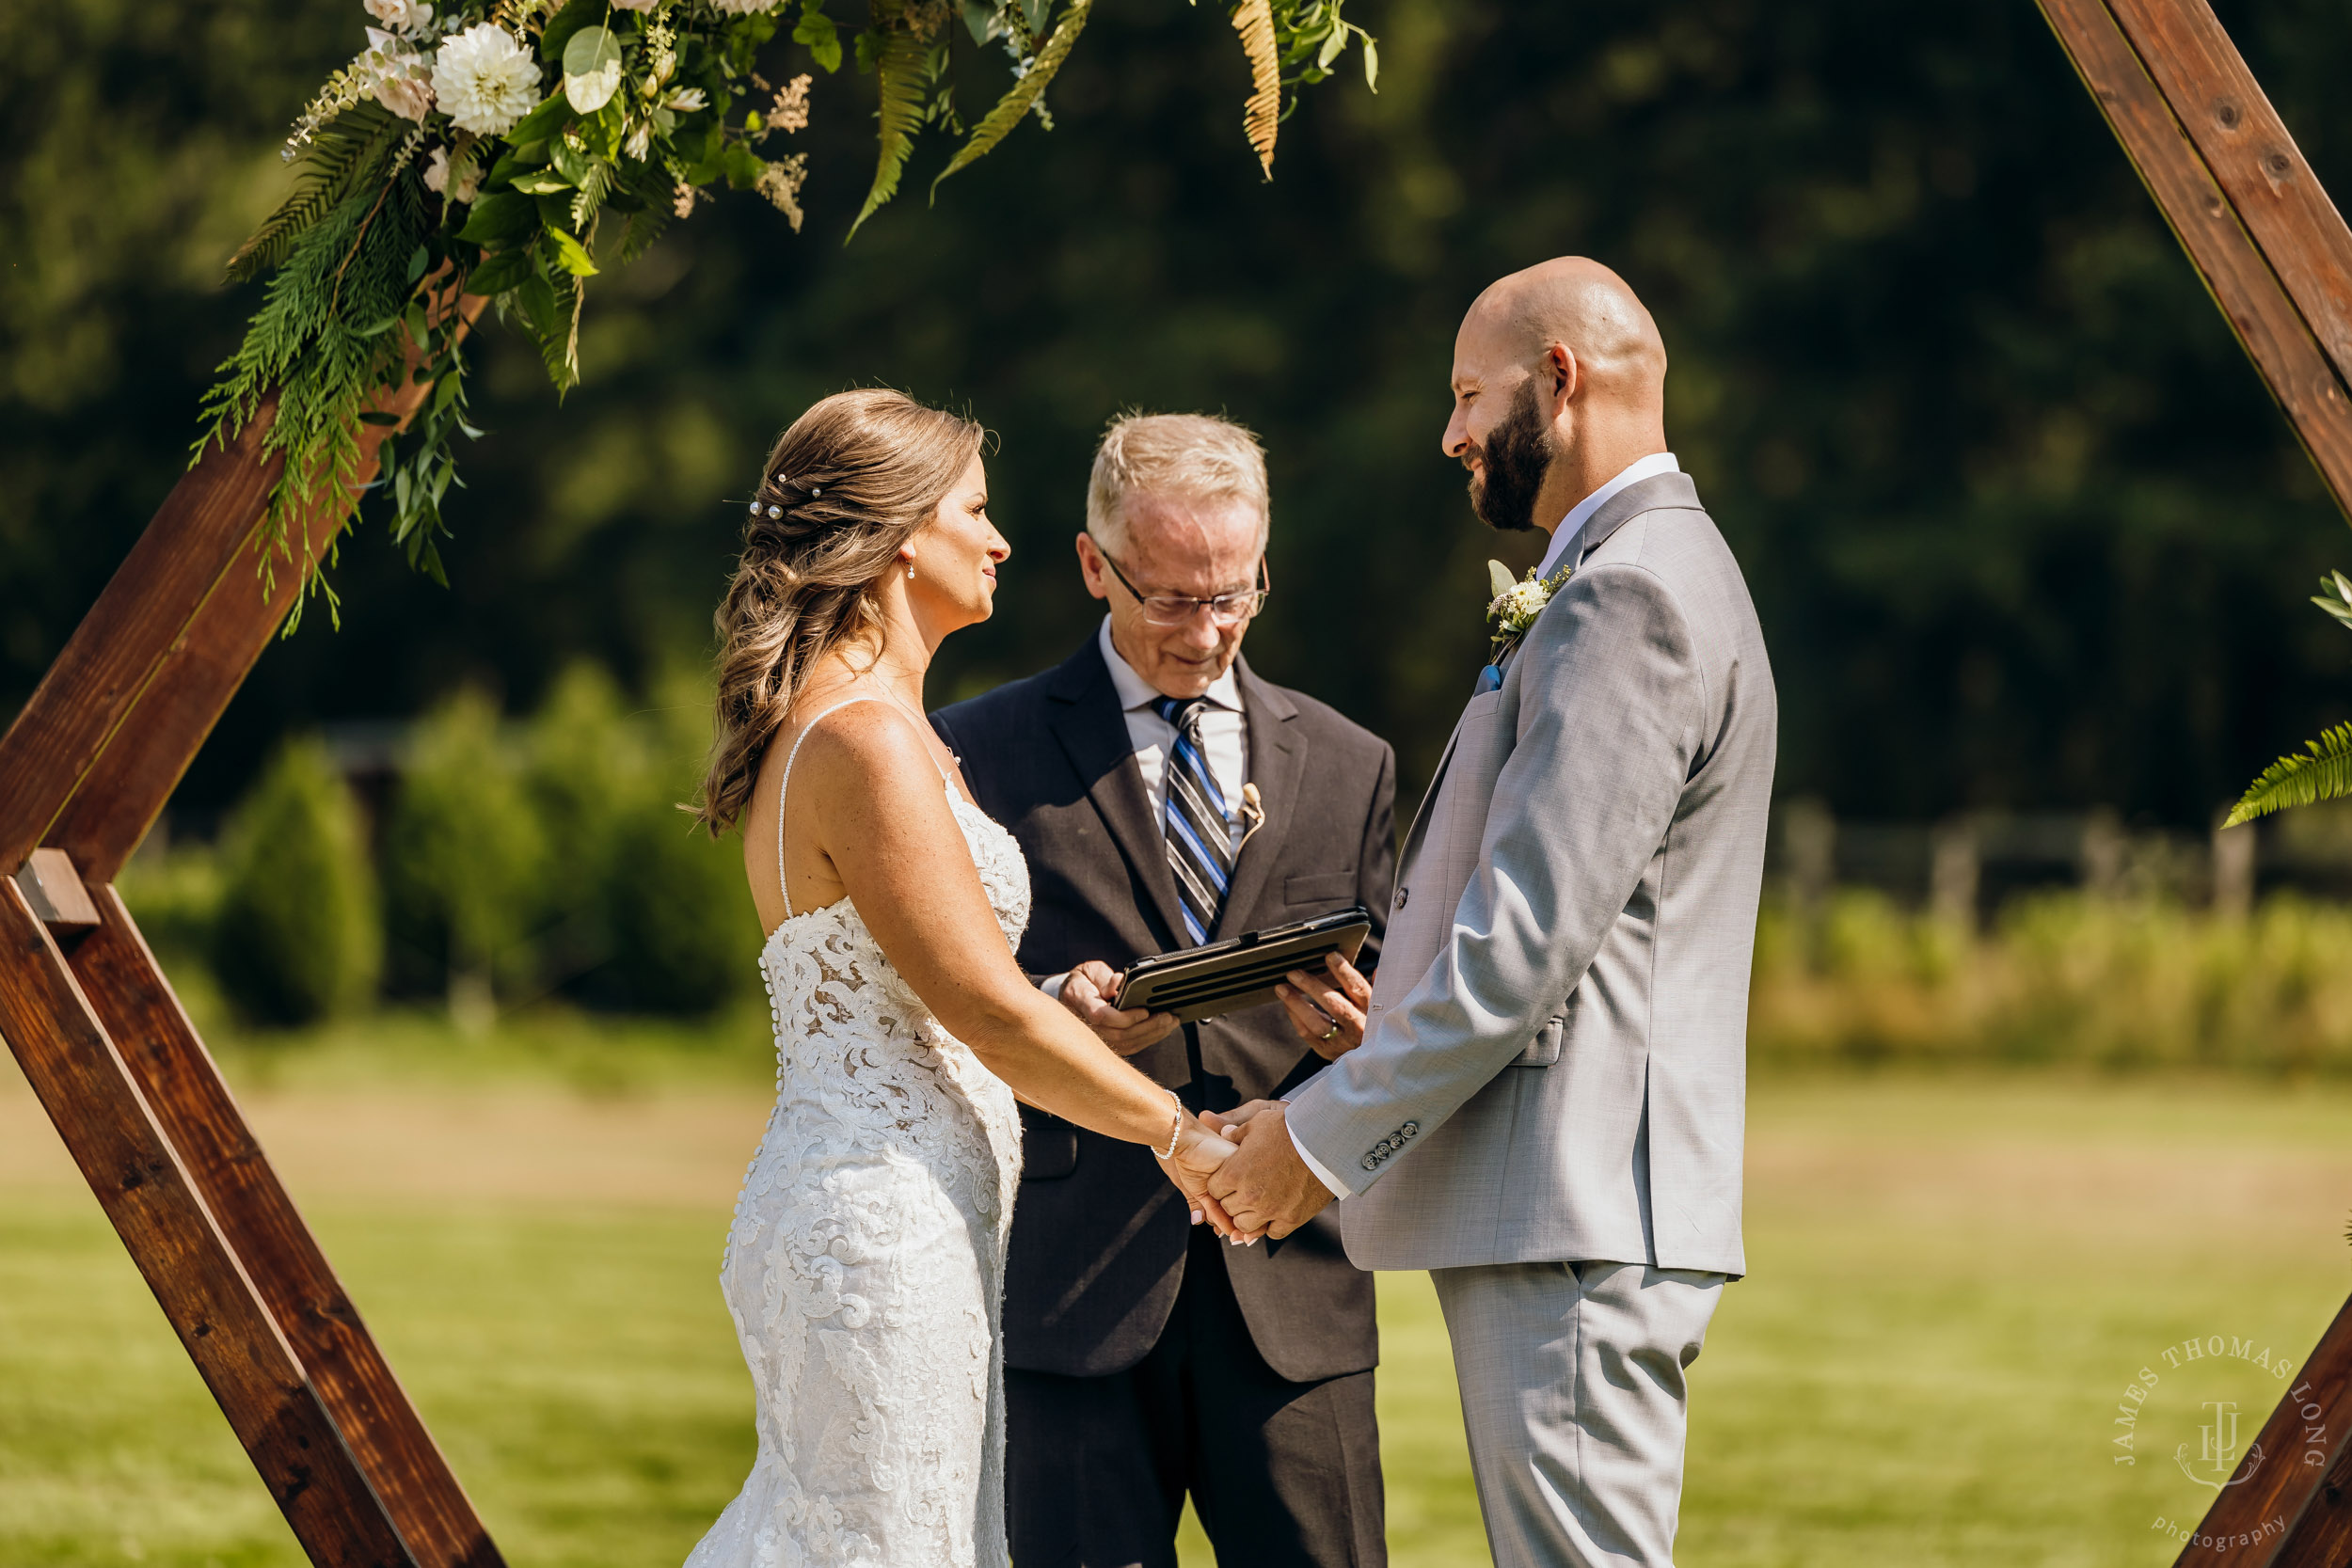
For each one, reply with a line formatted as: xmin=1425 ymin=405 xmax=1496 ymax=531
xmin=1486 ymin=558 xmax=1569 ymax=662
xmin=199 ymin=0 xmax=1376 ymax=621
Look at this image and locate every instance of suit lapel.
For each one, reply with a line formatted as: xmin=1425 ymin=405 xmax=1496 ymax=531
xmin=1213 ymin=659 xmax=1301 ymax=941
xmin=1045 ymin=643 xmax=1188 ymax=951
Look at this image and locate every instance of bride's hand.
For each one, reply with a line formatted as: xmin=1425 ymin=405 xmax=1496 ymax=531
xmin=1158 ymin=1117 xmax=1250 ymax=1241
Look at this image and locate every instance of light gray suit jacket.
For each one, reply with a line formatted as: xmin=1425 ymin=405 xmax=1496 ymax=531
xmin=1287 ymin=471 xmax=1774 ymax=1277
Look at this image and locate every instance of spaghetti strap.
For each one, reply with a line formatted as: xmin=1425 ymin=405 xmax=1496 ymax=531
xmin=773 ymin=694 xmax=956 ymax=919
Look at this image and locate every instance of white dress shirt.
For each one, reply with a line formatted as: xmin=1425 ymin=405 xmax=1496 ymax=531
xmin=1290 ymin=454 xmax=1686 ymax=1205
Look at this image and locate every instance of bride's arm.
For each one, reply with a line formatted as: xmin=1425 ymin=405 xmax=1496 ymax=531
xmin=792 ymin=706 xmax=1238 ymax=1214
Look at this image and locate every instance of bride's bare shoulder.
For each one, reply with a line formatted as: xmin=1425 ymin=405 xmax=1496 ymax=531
xmin=784 ymin=698 xmax=940 ymax=802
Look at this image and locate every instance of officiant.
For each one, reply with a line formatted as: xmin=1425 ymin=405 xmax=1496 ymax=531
xmin=933 ymin=412 xmax=1396 ymax=1568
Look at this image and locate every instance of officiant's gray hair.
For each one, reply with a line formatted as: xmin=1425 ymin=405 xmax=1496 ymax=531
xmin=1086 ymin=412 xmax=1270 ymax=558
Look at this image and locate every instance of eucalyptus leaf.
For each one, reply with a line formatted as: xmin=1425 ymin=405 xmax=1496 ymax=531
xmin=563 ymin=25 xmax=625 ymax=114
xmin=961 ymin=0 xmax=1000 ymax=44
xmin=1021 ymin=0 xmax=1050 ymax=36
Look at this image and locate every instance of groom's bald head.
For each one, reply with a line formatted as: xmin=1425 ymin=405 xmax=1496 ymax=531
xmin=1443 ymin=258 xmax=1670 ymax=534
xmin=1474 ymin=258 xmax=1667 ymax=406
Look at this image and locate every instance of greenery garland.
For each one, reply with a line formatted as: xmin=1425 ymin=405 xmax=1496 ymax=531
xmin=200 ymin=0 xmax=1376 ymax=624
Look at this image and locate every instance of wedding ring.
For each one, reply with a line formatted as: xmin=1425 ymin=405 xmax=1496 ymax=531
xmin=1319 ymin=1021 xmax=1340 ymax=1042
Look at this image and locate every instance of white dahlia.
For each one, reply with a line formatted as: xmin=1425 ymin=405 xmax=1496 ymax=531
xmin=430 ymin=24 xmax=541 ymax=136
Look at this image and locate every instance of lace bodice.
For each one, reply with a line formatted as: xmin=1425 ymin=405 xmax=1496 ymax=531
xmin=688 ymin=700 xmax=1031 ymax=1568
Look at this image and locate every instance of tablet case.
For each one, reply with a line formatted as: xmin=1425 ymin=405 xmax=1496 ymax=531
xmin=1113 ymin=907 xmax=1372 ymax=1023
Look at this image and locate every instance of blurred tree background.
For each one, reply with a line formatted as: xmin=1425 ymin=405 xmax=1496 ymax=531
xmin=9 ymin=0 xmax=2352 ymax=859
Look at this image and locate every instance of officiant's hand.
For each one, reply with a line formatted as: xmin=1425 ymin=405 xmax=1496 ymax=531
xmin=1275 ymin=952 xmax=1372 ymax=1059
xmin=1057 ymin=960 xmax=1179 ymax=1055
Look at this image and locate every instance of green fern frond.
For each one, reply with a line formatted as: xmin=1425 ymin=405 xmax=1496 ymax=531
xmin=2225 ymin=722 xmax=2352 ymax=827
xmin=930 ymin=0 xmax=1090 ymax=199
xmin=848 ymin=10 xmax=934 ymax=241
xmin=227 ymin=103 xmax=405 ymax=284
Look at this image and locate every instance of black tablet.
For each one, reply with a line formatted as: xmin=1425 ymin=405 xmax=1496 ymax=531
xmin=1112 ymin=906 xmax=1373 ymax=1023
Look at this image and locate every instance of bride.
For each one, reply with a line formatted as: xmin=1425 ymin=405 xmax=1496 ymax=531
xmin=683 ymin=388 xmax=1241 ymax=1568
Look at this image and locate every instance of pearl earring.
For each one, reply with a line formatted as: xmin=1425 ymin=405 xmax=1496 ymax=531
xmin=906 ymin=562 xmax=915 ymax=579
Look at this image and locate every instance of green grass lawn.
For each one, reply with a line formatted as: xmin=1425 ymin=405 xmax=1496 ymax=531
xmin=3 ymin=1022 xmax=2347 ymax=1567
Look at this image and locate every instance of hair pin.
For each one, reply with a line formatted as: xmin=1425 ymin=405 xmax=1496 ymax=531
xmin=767 ymin=504 xmax=782 ymax=518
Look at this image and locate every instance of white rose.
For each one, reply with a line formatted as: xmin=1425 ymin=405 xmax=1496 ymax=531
xmin=363 ymin=0 xmax=434 ymax=34
xmin=430 ymin=24 xmax=542 ymax=136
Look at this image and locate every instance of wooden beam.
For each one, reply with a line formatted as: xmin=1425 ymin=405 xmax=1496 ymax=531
xmin=0 ymin=403 xmax=286 ymax=872
xmin=0 ymin=879 xmax=414 ymax=1568
xmin=9 ymin=291 xmax=483 ymax=883
xmin=2105 ymin=0 xmax=2352 ymax=394
xmin=69 ymin=886 xmax=502 ymax=1568
xmin=0 ymin=289 xmax=501 ymax=1567
xmin=2036 ymin=0 xmax=2352 ymax=518
xmin=15 ymin=847 xmax=102 ymax=930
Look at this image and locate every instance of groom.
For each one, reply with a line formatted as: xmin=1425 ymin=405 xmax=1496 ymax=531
xmin=1209 ymin=259 xmax=1778 ymax=1566
xmin=934 ymin=412 xmax=1397 ymax=1567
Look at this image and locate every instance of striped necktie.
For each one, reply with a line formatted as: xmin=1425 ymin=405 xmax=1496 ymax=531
xmin=1155 ymin=696 xmax=1232 ymax=945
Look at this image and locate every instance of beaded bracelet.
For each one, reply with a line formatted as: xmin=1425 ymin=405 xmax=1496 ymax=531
xmin=1153 ymin=1089 xmax=1184 ymax=1160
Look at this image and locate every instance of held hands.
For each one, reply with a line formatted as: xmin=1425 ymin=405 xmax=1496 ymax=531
xmin=1274 ymin=952 xmax=1373 ymax=1059
xmin=1057 ymin=960 xmax=1180 ymax=1056
xmin=1200 ymin=1100 xmax=1335 ymax=1242
xmin=1155 ymin=1114 xmax=1247 ymax=1239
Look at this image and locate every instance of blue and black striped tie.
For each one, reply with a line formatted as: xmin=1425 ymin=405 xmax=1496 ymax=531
xmin=1155 ymin=696 xmax=1232 ymax=946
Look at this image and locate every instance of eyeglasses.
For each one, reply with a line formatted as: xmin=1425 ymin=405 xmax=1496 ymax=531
xmin=1098 ymin=549 xmax=1270 ymax=627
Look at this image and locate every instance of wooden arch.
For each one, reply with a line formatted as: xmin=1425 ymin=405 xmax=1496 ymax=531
xmin=3 ymin=3 xmax=2349 ymax=1563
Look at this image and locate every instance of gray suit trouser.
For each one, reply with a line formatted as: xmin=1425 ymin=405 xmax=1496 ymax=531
xmin=1429 ymin=1261 xmax=1724 ymax=1568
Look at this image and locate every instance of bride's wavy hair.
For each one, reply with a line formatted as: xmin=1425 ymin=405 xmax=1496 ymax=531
xmin=693 ymin=388 xmax=987 ymax=834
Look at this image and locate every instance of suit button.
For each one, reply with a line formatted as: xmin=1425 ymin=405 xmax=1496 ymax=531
xmin=1359 ymin=1155 xmax=1379 ymax=1172
xmin=1394 ymin=886 xmax=1409 ymax=909
xmin=1401 ymin=1121 xmax=1420 ymax=1138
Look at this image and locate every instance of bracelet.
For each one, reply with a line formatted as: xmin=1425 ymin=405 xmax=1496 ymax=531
xmin=1153 ymin=1089 xmax=1183 ymax=1160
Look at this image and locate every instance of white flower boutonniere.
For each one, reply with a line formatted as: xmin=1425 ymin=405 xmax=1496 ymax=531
xmin=1485 ymin=559 xmax=1570 ymax=663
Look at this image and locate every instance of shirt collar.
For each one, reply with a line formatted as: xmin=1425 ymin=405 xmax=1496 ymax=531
xmin=1098 ymin=617 xmax=1244 ymax=714
xmin=1534 ymin=451 xmax=1681 ymax=580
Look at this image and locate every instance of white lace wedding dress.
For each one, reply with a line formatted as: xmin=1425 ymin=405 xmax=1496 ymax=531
xmin=685 ymin=698 xmax=1028 ymax=1568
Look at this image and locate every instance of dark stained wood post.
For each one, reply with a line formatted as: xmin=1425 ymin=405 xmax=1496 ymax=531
xmin=0 ymin=296 xmax=502 ymax=1568
xmin=2036 ymin=2 xmax=2352 ymax=1562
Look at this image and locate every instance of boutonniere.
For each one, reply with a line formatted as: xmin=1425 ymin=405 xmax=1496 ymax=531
xmin=1485 ymin=559 xmax=1571 ymax=663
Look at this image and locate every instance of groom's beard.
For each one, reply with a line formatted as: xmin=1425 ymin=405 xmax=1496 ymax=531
xmin=1466 ymin=380 xmax=1555 ymax=534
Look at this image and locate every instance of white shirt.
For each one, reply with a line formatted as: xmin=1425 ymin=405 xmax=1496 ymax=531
xmin=1291 ymin=454 xmax=1686 ymax=1205
xmin=1533 ymin=451 xmax=1681 ymax=581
